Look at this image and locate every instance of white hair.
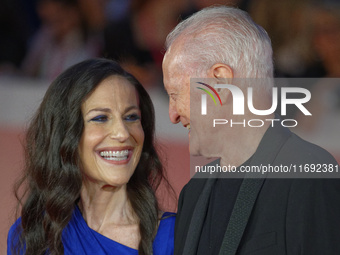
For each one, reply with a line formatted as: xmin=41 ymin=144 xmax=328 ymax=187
xmin=165 ymin=6 xmax=274 ymax=80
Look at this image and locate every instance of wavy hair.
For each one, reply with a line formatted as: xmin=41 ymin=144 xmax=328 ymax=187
xmin=165 ymin=6 xmax=274 ymax=80
xmin=12 ymin=58 xmax=167 ymax=255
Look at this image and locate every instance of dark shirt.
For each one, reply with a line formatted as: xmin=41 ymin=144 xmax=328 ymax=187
xmin=197 ymin=158 xmax=251 ymax=255
xmin=197 ymin=178 xmax=243 ymax=255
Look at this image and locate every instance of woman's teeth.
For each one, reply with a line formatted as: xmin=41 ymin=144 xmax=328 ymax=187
xmin=100 ymin=150 xmax=129 ymax=161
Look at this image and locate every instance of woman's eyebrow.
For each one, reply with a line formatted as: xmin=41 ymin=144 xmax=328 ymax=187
xmin=86 ymin=107 xmax=111 ymax=115
xmin=124 ymin=105 xmax=139 ymax=113
xmin=86 ymin=106 xmax=139 ymax=116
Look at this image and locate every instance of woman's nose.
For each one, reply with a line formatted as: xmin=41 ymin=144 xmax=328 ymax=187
xmin=109 ymin=120 xmax=129 ymax=142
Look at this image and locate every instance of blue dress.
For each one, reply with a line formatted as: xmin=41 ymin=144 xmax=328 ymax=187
xmin=8 ymin=206 xmax=175 ymax=254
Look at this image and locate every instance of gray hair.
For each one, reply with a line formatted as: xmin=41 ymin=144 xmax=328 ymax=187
xmin=165 ymin=6 xmax=274 ymax=79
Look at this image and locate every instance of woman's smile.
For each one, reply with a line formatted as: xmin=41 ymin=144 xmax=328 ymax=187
xmin=97 ymin=147 xmax=133 ymax=164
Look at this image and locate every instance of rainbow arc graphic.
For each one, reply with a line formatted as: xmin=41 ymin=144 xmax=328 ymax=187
xmin=196 ymin=82 xmax=222 ymax=115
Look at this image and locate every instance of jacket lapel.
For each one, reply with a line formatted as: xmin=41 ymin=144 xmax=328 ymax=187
xmin=219 ymin=124 xmax=292 ymax=255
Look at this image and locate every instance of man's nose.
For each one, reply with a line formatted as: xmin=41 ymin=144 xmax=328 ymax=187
xmin=169 ymin=103 xmax=180 ymax=124
xmin=109 ymin=120 xmax=129 ymax=142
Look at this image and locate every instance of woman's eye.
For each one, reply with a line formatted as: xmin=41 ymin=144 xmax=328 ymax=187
xmin=90 ymin=115 xmax=108 ymax=122
xmin=125 ymin=114 xmax=141 ymax=122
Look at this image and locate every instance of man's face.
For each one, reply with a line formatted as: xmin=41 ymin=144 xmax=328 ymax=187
xmin=162 ymin=49 xmax=191 ymax=130
xmin=162 ymin=47 xmax=214 ymax=156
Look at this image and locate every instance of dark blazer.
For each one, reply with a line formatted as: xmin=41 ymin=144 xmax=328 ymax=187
xmin=174 ymin=124 xmax=340 ymax=255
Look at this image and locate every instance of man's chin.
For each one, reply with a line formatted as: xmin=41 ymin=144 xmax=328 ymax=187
xmin=189 ymin=144 xmax=201 ymax=156
xmin=189 ymin=151 xmax=201 ymax=156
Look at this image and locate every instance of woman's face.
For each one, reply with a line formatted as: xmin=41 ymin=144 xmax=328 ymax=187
xmin=78 ymin=75 xmax=144 ymax=189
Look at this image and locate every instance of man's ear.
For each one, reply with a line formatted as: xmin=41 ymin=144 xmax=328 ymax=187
xmin=207 ymin=63 xmax=234 ymax=104
xmin=208 ymin=63 xmax=234 ymax=80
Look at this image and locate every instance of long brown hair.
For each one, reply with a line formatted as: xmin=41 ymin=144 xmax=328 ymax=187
xmin=12 ymin=58 xmax=168 ymax=255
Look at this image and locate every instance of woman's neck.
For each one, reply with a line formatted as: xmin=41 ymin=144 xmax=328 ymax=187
xmin=78 ymin=183 xmax=138 ymax=232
